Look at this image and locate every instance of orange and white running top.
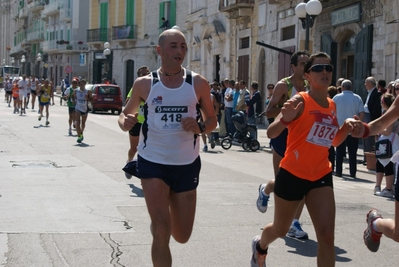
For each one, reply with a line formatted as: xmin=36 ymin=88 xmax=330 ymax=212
xmin=280 ymin=91 xmax=339 ymax=181
xmin=12 ymin=84 xmax=19 ymax=98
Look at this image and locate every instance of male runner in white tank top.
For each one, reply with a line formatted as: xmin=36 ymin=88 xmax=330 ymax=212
xmin=118 ymin=29 xmax=216 ymax=266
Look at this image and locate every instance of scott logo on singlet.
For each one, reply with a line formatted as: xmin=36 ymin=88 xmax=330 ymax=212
xmin=155 ymin=106 xmax=188 ymax=113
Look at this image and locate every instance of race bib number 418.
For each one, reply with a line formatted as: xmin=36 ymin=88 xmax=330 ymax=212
xmin=154 ymin=106 xmax=188 ymax=130
xmin=306 ymin=113 xmax=338 ymax=147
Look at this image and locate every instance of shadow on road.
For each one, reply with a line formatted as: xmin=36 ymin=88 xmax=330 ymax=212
xmin=282 ymin=236 xmax=351 ymax=262
xmin=129 ymin=183 xmax=144 ymax=198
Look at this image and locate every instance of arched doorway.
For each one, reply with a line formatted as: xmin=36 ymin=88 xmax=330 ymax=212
xmin=125 ymin=60 xmax=134 ymax=99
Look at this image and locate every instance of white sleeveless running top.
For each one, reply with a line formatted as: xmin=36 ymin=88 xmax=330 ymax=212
xmin=75 ymin=89 xmax=88 ymax=113
xmin=137 ymin=68 xmax=201 ymax=165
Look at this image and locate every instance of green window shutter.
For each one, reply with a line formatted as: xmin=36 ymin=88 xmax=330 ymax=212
xmin=67 ymin=29 xmax=70 ymax=41
xmin=159 ymin=2 xmax=165 ymax=27
xmin=126 ymin=0 xmax=135 ymax=25
xmin=100 ymin=2 xmax=109 ymax=41
xmin=100 ymin=2 xmax=108 ymax=28
xmin=170 ymin=0 xmax=176 ymax=27
xmin=159 ymin=1 xmax=175 ymax=28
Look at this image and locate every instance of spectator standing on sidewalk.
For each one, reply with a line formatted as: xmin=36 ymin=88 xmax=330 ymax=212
xmin=362 ymin=77 xmax=382 ymax=165
xmin=224 ymin=79 xmax=235 ymax=136
xmin=373 ymin=93 xmax=398 ymax=198
xmin=236 ymin=80 xmax=250 ymax=113
xmin=246 ymin=81 xmax=262 ymax=118
xmin=332 ymin=79 xmax=365 ymax=178
xmin=218 ymin=78 xmax=228 ymax=137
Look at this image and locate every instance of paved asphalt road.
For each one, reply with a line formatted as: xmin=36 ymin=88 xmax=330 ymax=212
xmin=0 ymin=96 xmax=397 ymax=266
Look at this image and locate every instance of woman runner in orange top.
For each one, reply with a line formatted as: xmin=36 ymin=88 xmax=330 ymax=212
xmin=12 ymin=79 xmax=20 ymax=114
xmin=250 ymin=52 xmax=357 ymax=267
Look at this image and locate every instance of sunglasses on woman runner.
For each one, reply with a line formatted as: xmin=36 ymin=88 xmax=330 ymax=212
xmin=308 ymin=64 xmax=334 ymax=73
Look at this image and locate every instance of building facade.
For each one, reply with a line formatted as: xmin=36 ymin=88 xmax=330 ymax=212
xmin=6 ymin=0 xmax=89 ymax=88
xmin=2 ymin=0 xmax=399 ymax=107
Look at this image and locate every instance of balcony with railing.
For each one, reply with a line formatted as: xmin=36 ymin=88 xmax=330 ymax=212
xmin=42 ymin=0 xmax=61 ymax=17
xmin=60 ymin=6 xmax=71 ymax=22
xmin=87 ymin=28 xmax=110 ymax=43
xmin=112 ymin=25 xmax=137 ymax=41
xmin=10 ymin=42 xmax=23 ymax=56
xmin=19 ymin=6 xmax=28 ymax=18
xmin=219 ymin=0 xmax=255 ymax=12
xmin=26 ymin=21 xmax=45 ymax=42
xmin=42 ymin=40 xmax=59 ymax=53
xmin=28 ymin=0 xmax=46 ymax=13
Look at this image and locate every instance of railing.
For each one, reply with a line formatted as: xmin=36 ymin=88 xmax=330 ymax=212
xmin=42 ymin=0 xmax=61 ymax=15
xmin=112 ymin=25 xmax=137 ymax=40
xmin=10 ymin=43 xmax=23 ymax=55
xmin=28 ymin=0 xmax=46 ymax=12
xmin=87 ymin=28 xmax=110 ymax=43
xmin=42 ymin=40 xmax=59 ymax=51
xmin=219 ymin=0 xmax=255 ymax=11
xmin=19 ymin=7 xmax=28 ymax=18
xmin=26 ymin=20 xmax=45 ymax=42
xmin=60 ymin=7 xmax=71 ymax=21
xmin=27 ymin=31 xmax=45 ymax=42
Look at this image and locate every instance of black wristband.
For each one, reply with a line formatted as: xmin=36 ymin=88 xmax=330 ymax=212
xmin=197 ymin=122 xmax=205 ymax=133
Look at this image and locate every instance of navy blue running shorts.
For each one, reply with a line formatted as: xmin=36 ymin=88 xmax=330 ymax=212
xmin=270 ymin=128 xmax=288 ymax=157
xmin=274 ymin=167 xmax=333 ymax=201
xmin=137 ymin=155 xmax=201 ymax=193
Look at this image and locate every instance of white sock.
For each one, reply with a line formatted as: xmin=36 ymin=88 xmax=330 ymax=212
xmin=372 ymin=218 xmax=381 ymax=233
xmin=262 ymin=190 xmax=269 ymax=197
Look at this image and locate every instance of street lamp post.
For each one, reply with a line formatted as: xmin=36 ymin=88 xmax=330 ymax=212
xmin=295 ymin=0 xmax=322 ymax=51
xmin=21 ymin=55 xmax=26 ymax=75
xmin=36 ymin=53 xmax=42 ymax=78
xmin=103 ymin=42 xmax=111 ymax=82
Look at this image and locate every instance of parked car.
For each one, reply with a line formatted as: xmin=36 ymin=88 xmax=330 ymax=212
xmin=86 ymin=83 xmax=123 ymax=115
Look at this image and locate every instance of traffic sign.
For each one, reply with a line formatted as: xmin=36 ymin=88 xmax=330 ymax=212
xmin=65 ymin=65 xmax=72 ymax=73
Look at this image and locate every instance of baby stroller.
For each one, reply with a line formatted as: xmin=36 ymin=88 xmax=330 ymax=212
xmin=221 ymin=111 xmax=263 ymax=151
